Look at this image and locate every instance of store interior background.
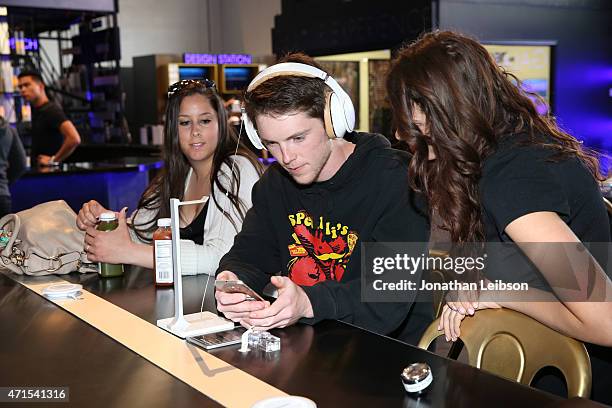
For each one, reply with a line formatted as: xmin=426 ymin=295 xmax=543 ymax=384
xmin=5 ymin=0 xmax=612 ymax=171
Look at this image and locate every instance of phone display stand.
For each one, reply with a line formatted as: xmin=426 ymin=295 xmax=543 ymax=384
xmin=157 ymin=198 xmax=234 ymax=338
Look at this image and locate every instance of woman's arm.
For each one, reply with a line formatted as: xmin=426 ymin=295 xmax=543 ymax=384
xmin=181 ymin=156 xmax=260 ymax=276
xmin=7 ymin=127 xmax=27 ymax=183
xmin=500 ymin=211 xmax=612 ymax=346
xmin=441 ymin=211 xmax=612 ymax=346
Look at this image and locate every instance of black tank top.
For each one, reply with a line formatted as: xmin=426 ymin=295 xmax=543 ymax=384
xmin=179 ymin=200 xmax=209 ymax=245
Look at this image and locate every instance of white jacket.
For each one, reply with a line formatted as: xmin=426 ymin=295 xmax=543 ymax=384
xmin=129 ymin=155 xmax=260 ymax=275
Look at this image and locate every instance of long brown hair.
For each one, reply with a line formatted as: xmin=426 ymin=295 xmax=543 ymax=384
xmin=386 ymin=30 xmax=603 ymax=243
xmin=132 ymin=82 xmax=261 ymax=242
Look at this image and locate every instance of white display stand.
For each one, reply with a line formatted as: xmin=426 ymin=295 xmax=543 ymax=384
xmin=157 ymin=198 xmax=234 ymax=338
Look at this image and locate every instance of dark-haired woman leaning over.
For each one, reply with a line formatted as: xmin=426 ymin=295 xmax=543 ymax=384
xmin=387 ymin=30 xmax=612 ymax=402
xmin=77 ymin=79 xmax=261 ymax=275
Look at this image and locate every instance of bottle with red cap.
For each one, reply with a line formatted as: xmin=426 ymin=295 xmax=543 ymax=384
xmin=153 ymin=218 xmax=173 ymax=287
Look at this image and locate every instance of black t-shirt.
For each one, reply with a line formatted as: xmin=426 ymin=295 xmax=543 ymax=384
xmin=31 ymin=102 xmax=67 ymax=158
xmin=179 ymin=200 xmax=208 ymax=245
xmin=479 ymin=133 xmax=610 ymax=287
xmin=481 ymin=133 xmax=612 ymax=403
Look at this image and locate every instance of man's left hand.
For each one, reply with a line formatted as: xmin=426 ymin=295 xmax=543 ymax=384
xmin=241 ymin=276 xmax=314 ymax=329
xmin=37 ymin=155 xmax=52 ymax=166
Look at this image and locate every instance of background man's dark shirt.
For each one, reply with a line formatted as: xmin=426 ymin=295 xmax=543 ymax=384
xmin=31 ymin=102 xmax=67 ymax=159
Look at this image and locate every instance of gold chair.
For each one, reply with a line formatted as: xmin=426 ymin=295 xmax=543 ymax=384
xmin=427 ymin=248 xmax=449 ymax=318
xmin=418 ymin=308 xmax=592 ymax=398
xmin=603 ymin=197 xmax=612 ymax=215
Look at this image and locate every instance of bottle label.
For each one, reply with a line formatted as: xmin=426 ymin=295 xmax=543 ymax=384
xmin=154 ymin=240 xmax=173 ymax=284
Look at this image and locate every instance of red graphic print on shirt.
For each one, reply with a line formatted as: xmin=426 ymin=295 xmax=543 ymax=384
xmin=287 ymin=210 xmax=358 ymax=286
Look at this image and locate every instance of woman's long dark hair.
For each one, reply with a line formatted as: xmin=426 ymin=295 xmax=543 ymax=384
xmin=387 ymin=30 xmax=604 ymax=243
xmin=131 ymin=83 xmax=261 ymax=242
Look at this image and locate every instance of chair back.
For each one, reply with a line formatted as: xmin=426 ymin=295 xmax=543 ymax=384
xmin=427 ymin=248 xmax=449 ymax=318
xmin=418 ymin=309 xmax=592 ymax=398
xmin=603 ymin=197 xmax=612 ymax=215
xmin=603 ymin=197 xmax=612 ymax=235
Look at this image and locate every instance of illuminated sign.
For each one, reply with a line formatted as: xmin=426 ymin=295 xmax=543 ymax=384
xmin=217 ymin=54 xmax=252 ymax=64
xmin=184 ymin=53 xmax=217 ymax=64
xmin=183 ymin=53 xmax=252 ymax=64
xmin=9 ymin=37 xmax=39 ymax=51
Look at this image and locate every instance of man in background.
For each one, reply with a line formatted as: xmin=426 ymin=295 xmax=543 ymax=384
xmin=17 ymin=69 xmax=81 ymax=166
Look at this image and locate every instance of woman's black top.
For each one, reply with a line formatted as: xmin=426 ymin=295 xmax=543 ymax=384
xmin=179 ymin=200 xmax=209 ymax=245
xmin=479 ymin=133 xmax=611 ymax=403
xmin=480 ymin=133 xmax=609 ymax=244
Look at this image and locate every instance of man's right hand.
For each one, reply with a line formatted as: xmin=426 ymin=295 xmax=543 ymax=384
xmin=215 ymin=270 xmax=269 ymax=322
xmin=76 ymin=200 xmax=109 ymax=231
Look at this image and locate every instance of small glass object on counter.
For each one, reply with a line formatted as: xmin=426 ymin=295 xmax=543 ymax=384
xmin=97 ymin=212 xmax=124 ymax=278
xmin=401 ymin=362 xmax=432 ymax=395
xmin=248 ymin=331 xmax=281 ymax=352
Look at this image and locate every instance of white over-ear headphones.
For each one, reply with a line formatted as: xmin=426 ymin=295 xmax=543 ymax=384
xmin=241 ymin=62 xmax=356 ymax=150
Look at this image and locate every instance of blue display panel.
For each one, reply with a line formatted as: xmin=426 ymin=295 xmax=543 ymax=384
xmin=179 ymin=66 xmax=213 ymax=81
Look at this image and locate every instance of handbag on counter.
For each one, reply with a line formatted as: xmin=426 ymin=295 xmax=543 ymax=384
xmin=0 ymin=200 xmax=96 ymax=276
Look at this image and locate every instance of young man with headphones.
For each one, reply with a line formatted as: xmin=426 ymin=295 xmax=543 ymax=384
xmin=215 ymin=53 xmax=430 ymax=344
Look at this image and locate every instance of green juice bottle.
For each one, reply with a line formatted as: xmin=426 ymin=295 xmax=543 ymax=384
xmin=97 ymin=212 xmax=125 ymax=278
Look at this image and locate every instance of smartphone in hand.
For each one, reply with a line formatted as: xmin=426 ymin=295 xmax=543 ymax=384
xmin=214 ymin=279 xmax=264 ymax=301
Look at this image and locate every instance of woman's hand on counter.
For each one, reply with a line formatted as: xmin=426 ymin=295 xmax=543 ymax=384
xmin=77 ymin=200 xmax=109 ymax=231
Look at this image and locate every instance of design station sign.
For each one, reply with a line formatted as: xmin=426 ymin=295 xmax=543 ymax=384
xmin=183 ymin=53 xmax=252 ymax=64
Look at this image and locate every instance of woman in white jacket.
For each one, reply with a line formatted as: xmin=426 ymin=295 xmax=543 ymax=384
xmin=77 ymin=78 xmax=261 ymax=275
